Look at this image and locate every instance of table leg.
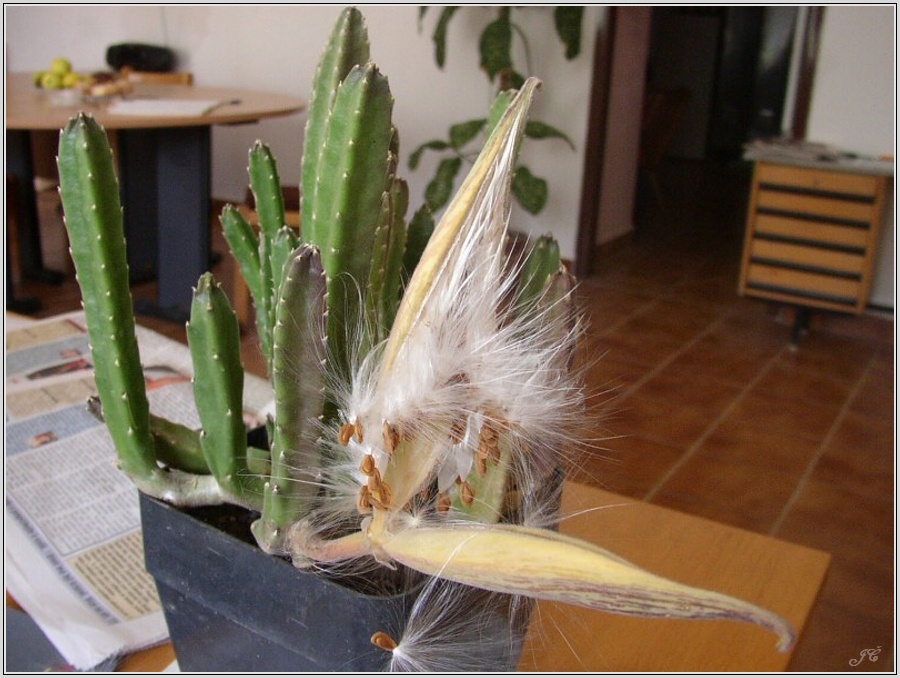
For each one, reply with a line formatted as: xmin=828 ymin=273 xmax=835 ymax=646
xmin=119 ymin=127 xmax=211 ymax=323
xmin=116 ymin=130 xmax=159 ymax=283
xmin=156 ymin=126 xmax=211 ymax=316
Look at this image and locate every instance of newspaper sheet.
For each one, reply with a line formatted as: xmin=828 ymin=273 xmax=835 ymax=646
xmin=4 ymin=311 xmax=273 ymax=669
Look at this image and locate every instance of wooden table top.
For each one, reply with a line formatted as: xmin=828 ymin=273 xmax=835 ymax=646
xmin=5 ymin=72 xmax=305 ymax=130
xmin=519 ymin=482 xmax=830 ymax=671
xmin=109 ymin=482 xmax=828 ymax=672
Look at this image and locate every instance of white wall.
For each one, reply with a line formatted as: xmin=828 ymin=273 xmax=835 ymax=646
xmin=806 ymin=6 xmax=896 ymax=309
xmin=4 ymin=5 xmax=599 ymax=261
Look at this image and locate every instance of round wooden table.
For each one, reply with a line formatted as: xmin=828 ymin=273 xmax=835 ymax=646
xmin=6 ymin=72 xmax=305 ymax=321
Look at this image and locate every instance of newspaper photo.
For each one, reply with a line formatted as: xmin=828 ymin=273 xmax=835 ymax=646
xmin=4 ymin=311 xmax=272 ymax=669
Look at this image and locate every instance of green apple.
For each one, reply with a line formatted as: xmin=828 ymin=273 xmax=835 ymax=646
xmin=49 ymin=57 xmax=72 ymax=76
xmin=62 ymin=72 xmax=81 ymax=89
xmin=40 ymin=71 xmax=63 ymax=89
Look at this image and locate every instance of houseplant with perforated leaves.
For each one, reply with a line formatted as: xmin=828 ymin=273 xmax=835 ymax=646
xmin=57 ymin=7 xmax=796 ymax=672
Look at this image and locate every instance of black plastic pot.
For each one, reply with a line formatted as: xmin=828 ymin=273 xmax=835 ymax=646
xmin=140 ymin=494 xmax=531 ymax=671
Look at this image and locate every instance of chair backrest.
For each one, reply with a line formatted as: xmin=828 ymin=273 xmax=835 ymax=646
xmin=121 ymin=68 xmax=193 ymax=86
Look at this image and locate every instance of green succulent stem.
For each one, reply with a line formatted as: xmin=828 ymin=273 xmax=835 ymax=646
xmin=57 ymin=113 xmax=158 ymax=482
xmin=187 ymin=273 xmax=265 ymax=509
xmin=252 ymin=245 xmax=328 ymax=555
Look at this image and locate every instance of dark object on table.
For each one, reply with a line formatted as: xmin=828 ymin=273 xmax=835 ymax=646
xmin=106 ymin=43 xmax=175 ymax=73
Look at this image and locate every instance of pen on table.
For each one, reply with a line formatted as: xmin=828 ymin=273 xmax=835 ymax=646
xmin=203 ymin=99 xmax=242 ymax=115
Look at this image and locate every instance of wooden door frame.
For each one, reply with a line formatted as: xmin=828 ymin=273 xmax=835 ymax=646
xmin=574 ymin=6 xmax=824 ymax=277
xmin=574 ymin=7 xmax=617 ymax=279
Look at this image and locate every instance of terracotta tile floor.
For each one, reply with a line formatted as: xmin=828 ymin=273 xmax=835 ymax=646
xmin=11 ymin=158 xmax=894 ymax=671
xmin=570 ymin=159 xmax=895 ymax=672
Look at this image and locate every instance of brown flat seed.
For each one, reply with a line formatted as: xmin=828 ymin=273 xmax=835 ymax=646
xmin=359 ymin=454 xmax=376 ymax=477
xmin=371 ymin=631 xmax=398 ymax=652
xmin=437 ymin=492 xmax=451 ymax=513
xmin=367 ymin=467 xmax=382 ymax=492
xmin=449 ymin=417 xmax=467 ymax=444
xmin=460 ymin=480 xmax=475 ymax=507
xmin=338 ymin=423 xmax=355 ymax=446
xmin=354 ymin=418 xmax=364 ymax=443
xmin=378 ymin=480 xmax=393 ymax=507
xmin=475 ymin=456 xmax=487 ymax=477
xmin=488 ymin=444 xmax=502 ymax=465
xmin=357 ymin=485 xmax=372 ymax=514
xmin=382 ymin=421 xmax=399 ymax=454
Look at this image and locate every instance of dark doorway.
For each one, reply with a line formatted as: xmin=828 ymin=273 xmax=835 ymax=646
xmin=646 ymin=6 xmax=799 ymax=163
xmin=576 ymin=7 xmax=819 ymax=276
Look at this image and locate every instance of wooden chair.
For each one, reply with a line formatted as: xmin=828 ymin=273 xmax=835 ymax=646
xmin=231 ymin=186 xmax=301 ymax=329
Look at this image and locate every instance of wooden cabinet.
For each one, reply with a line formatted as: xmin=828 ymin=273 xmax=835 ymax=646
xmin=738 ymin=161 xmax=888 ymax=314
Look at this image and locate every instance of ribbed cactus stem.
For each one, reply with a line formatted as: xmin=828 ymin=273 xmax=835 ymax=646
xmin=220 ymin=205 xmax=271 ymax=368
xmin=252 ymin=245 xmax=328 ymax=555
xmin=515 ymin=234 xmax=562 ymax=315
xmin=187 ymin=273 xmax=265 ymax=509
xmin=305 ymin=62 xmax=394 ymax=380
xmin=301 ymin=6 xmax=370 ymax=236
xmin=57 ymin=113 xmax=158 ymax=482
xmin=366 ymin=175 xmax=409 ymax=345
xmin=149 ymin=413 xmax=209 ymax=475
xmin=248 ymin=142 xmax=287 ymax=242
xmin=59 ymin=113 xmax=224 ymax=506
xmin=269 ymin=225 xmax=301 ymax=301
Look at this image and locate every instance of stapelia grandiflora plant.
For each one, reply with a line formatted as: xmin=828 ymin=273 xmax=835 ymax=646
xmin=58 ymin=7 xmax=794 ymax=670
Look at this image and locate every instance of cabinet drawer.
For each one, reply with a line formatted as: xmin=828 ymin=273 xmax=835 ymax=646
xmin=745 ymin=263 xmax=860 ymax=306
xmin=749 ymin=240 xmax=865 ymax=275
xmin=753 ymin=214 xmax=869 ymax=249
xmin=756 ymin=189 xmax=875 ymax=224
xmin=756 ymin=162 xmax=880 ymax=197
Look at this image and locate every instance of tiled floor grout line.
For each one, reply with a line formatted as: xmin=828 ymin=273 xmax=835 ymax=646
xmin=612 ymin=303 xmax=736 ymax=401
xmin=642 ymin=342 xmax=790 ymax=503
xmin=767 ymin=352 xmax=877 ymax=537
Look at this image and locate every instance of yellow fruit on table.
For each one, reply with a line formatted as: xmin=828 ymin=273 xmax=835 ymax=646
xmin=62 ymin=72 xmax=81 ymax=89
xmin=49 ymin=57 xmax=72 ymax=75
xmin=32 ymin=70 xmax=46 ymax=86
xmin=40 ymin=71 xmax=63 ymax=90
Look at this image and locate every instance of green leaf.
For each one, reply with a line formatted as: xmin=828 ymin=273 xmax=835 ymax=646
xmin=425 ymin=156 xmax=462 ymax=212
xmin=449 ymin=119 xmax=486 ymax=150
xmin=409 ymin=139 xmax=451 ymax=170
xmin=479 ymin=17 xmax=512 ymax=80
xmin=525 ymin=120 xmax=576 ymax=150
xmin=418 ymin=6 xmax=429 ymax=32
xmin=512 ymin=165 xmax=548 ymax=215
xmin=509 ymin=70 xmax=526 ymax=91
xmin=554 ymin=6 xmax=585 ymax=60
xmin=432 ymin=6 xmax=459 ymax=68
